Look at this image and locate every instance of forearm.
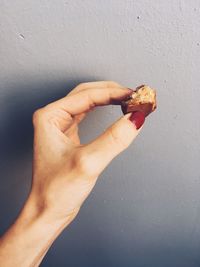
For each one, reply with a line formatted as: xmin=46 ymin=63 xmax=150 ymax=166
xmin=0 ymin=196 xmax=76 ymax=267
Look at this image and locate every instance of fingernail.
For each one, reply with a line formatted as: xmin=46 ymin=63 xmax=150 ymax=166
xmin=129 ymin=111 xmax=145 ymax=129
xmin=127 ymin=88 xmax=133 ymax=93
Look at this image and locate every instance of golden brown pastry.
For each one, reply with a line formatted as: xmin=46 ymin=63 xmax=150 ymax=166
xmin=121 ymin=85 xmax=157 ymax=117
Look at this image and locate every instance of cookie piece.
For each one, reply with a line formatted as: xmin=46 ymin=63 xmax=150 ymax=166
xmin=121 ymin=85 xmax=157 ymax=117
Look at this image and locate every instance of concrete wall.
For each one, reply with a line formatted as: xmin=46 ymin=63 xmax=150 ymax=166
xmin=1 ymin=1 xmax=200 ymax=266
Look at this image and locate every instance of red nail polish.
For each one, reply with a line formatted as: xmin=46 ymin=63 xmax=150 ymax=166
xmin=129 ymin=111 xmax=145 ymax=129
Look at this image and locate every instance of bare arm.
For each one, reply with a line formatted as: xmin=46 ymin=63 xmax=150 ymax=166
xmin=0 ymin=196 xmax=77 ymax=267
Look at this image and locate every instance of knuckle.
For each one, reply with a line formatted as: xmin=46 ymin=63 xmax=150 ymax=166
xmin=74 ymin=151 xmax=96 ymax=177
xmin=77 ymin=82 xmax=87 ymax=90
xmin=32 ymin=108 xmax=46 ymax=126
xmin=67 ymin=84 xmax=84 ymax=96
xmin=107 ymin=81 xmax=121 ymax=87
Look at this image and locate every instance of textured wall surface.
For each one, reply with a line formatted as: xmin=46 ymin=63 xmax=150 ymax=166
xmin=1 ymin=1 xmax=200 ymax=266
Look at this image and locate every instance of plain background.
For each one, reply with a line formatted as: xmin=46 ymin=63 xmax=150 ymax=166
xmin=1 ymin=1 xmax=200 ymax=266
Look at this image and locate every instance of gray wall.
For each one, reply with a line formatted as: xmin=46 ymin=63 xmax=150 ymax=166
xmin=1 ymin=1 xmax=200 ymax=266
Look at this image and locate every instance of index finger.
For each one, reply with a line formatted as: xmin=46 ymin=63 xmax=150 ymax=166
xmin=47 ymin=86 xmax=132 ymax=115
xmin=68 ymin=81 xmax=123 ymax=96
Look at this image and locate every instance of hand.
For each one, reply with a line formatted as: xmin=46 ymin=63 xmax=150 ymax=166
xmin=0 ymin=81 xmax=145 ymax=267
xmin=29 ymin=81 xmax=145 ymax=223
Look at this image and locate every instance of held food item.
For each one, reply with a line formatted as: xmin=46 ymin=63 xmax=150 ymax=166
xmin=121 ymin=85 xmax=157 ymax=117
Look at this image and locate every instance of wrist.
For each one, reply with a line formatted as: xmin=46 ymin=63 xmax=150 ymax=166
xmin=21 ymin=192 xmax=79 ymax=230
xmin=0 ymin=193 xmax=77 ymax=267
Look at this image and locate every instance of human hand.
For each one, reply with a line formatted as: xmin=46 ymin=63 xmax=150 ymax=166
xmin=29 ymin=81 xmax=145 ymax=224
xmin=0 ymin=81 xmax=146 ymax=267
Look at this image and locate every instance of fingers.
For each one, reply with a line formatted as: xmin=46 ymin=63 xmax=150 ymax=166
xmin=82 ymin=112 xmax=145 ymax=176
xmin=67 ymin=81 xmax=123 ymax=96
xmin=48 ymin=86 xmax=132 ymax=115
xmin=32 ymin=81 xmax=132 ymax=140
xmin=65 ymin=81 xmax=124 ymax=127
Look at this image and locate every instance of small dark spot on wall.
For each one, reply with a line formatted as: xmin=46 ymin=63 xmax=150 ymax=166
xmin=19 ymin=34 xmax=25 ymax=40
xmin=137 ymin=16 xmax=140 ymax=20
xmin=197 ymin=43 xmax=200 ymax=46
xmin=173 ymin=114 xmax=178 ymax=120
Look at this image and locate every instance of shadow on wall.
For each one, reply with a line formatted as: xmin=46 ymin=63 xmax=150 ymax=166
xmin=0 ymin=77 xmax=94 ymax=160
xmin=0 ymin=75 xmax=101 ymax=233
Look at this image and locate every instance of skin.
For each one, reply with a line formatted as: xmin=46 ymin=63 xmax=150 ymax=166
xmin=0 ymin=81 xmax=144 ymax=267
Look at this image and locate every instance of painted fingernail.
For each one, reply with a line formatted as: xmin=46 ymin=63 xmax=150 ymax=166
xmin=129 ymin=111 xmax=145 ymax=129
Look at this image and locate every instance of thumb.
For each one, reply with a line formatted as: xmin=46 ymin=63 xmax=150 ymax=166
xmin=85 ymin=111 xmax=145 ymax=175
